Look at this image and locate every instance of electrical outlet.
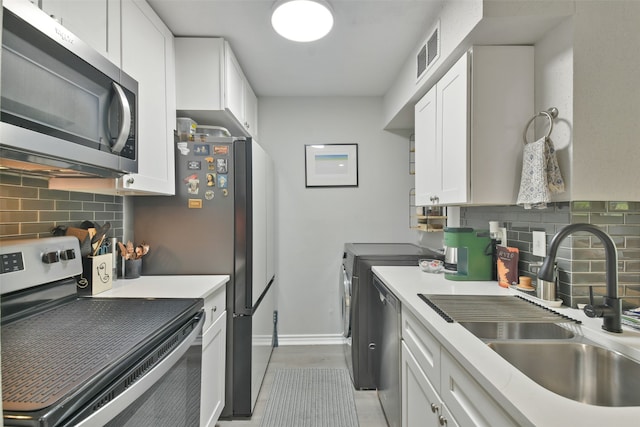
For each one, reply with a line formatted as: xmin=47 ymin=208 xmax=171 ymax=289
xmin=532 ymin=231 xmax=547 ymax=257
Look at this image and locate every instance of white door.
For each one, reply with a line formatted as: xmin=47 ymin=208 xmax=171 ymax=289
xmin=251 ymin=141 xmax=274 ymax=305
xmin=437 ymin=53 xmax=469 ymax=205
xmin=414 ymin=87 xmax=439 ymax=206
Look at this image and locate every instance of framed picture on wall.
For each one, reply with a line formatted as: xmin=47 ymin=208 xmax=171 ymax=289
xmin=305 ymin=144 xmax=358 ymax=187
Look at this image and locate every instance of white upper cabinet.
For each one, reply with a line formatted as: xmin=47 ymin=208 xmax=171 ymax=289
xmin=175 ymin=37 xmax=259 ymax=139
xmin=48 ymin=0 xmax=177 ymax=195
xmin=118 ymin=0 xmax=176 ymax=195
xmin=415 ymin=55 xmax=469 ymax=206
xmin=40 ymin=0 xmax=121 ymax=65
xmin=414 ymin=46 xmax=534 ymax=206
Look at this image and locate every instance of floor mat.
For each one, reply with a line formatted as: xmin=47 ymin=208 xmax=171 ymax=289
xmin=260 ymin=368 xmax=359 ymax=427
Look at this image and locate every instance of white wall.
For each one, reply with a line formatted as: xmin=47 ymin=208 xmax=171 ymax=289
xmin=258 ymin=97 xmax=441 ymax=343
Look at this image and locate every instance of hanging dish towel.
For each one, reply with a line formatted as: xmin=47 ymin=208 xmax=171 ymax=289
xmin=516 ymin=137 xmax=564 ymax=209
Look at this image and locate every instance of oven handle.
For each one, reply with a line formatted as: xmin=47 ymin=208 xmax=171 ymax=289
xmin=74 ymin=313 xmax=205 ymax=427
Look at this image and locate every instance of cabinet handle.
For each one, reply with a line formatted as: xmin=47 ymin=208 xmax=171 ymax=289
xmin=126 ymin=177 xmax=135 ymax=185
xmin=212 ymin=306 xmax=217 ymax=313
xmin=430 ymin=403 xmax=440 ymax=414
xmin=438 ymin=415 xmax=448 ymax=426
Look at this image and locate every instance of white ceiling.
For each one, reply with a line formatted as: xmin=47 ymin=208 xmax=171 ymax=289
xmin=146 ymin=0 xmax=445 ymax=97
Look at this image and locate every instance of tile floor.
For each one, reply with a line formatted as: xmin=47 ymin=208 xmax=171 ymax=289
xmin=215 ymin=345 xmax=388 ymax=427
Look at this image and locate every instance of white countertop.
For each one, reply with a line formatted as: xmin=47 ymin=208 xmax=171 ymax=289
xmin=372 ymin=266 xmax=640 ymax=426
xmin=98 ymin=275 xmax=229 ymax=300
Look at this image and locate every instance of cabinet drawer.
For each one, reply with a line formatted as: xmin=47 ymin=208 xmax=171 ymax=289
xmin=203 ymin=286 xmax=226 ymax=332
xmin=440 ymin=349 xmax=518 ymax=427
xmin=402 ymin=308 xmax=441 ymax=387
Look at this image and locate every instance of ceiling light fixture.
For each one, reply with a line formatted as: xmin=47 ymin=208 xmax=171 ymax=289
xmin=271 ymin=0 xmax=334 ymax=42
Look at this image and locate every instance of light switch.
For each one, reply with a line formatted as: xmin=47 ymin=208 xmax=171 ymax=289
xmin=532 ymin=231 xmax=547 ymax=257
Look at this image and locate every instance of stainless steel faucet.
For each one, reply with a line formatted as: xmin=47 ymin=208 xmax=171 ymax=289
xmin=537 ymin=223 xmax=622 ymax=333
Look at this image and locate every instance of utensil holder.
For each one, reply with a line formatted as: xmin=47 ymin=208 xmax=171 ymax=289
xmin=78 ymin=254 xmax=112 ymax=295
xmin=124 ymin=258 xmax=142 ymax=279
xmin=531 ymin=261 xmax=557 ymax=301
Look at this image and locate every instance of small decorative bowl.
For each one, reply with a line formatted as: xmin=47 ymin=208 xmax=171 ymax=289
xmin=419 ymin=259 xmax=444 ymax=273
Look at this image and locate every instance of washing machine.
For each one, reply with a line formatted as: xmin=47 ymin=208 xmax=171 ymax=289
xmin=340 ymin=243 xmax=443 ymax=389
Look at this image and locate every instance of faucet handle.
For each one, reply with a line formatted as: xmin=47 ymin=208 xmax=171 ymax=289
xmin=584 ymin=286 xmax=605 ymax=318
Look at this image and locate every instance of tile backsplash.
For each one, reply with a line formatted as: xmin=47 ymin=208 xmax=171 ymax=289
xmin=0 ymin=172 xmax=124 ymax=242
xmin=461 ymin=201 xmax=640 ymax=309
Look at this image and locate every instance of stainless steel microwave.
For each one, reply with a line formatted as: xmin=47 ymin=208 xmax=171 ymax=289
xmin=0 ymin=0 xmax=138 ymax=178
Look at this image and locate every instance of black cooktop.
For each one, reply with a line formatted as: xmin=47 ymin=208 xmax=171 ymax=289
xmin=1 ymin=297 xmax=202 ymax=412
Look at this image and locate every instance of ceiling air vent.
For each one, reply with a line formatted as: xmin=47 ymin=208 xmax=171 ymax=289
xmin=416 ymin=21 xmax=440 ymax=83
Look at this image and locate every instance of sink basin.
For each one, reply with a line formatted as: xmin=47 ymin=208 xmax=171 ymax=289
xmin=488 ymin=341 xmax=640 ymax=407
xmin=460 ymin=322 xmax=575 ymax=340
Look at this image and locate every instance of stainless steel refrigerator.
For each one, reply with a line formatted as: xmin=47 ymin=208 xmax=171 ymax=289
xmin=133 ymin=136 xmax=275 ymax=418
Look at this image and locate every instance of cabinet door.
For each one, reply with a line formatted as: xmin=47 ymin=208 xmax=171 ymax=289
xmin=120 ymin=0 xmax=175 ymax=195
xmin=175 ymin=37 xmax=224 ymax=111
xmin=402 ymin=309 xmax=441 ymax=387
xmin=436 ymin=53 xmax=469 ymax=205
xmin=40 ymin=0 xmax=120 ymax=65
xmin=265 ymin=146 xmax=275 ymax=281
xmin=402 ymin=342 xmax=459 ymax=427
xmin=201 ymin=311 xmax=227 ymax=427
xmin=225 ymin=45 xmax=246 ymax=127
xmin=252 ymin=141 xmax=274 ymax=303
xmin=440 ymin=350 xmax=516 ymax=427
xmin=414 ymin=87 xmax=439 ymax=206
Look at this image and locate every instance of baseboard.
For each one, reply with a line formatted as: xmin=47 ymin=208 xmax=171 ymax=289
xmin=277 ymin=334 xmax=345 ymax=346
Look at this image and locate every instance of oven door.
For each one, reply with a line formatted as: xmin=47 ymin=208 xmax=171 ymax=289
xmin=66 ymin=313 xmax=204 ymax=427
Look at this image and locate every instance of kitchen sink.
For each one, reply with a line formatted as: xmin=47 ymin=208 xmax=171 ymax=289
xmin=460 ymin=322 xmax=575 ymax=340
xmin=487 ymin=341 xmax=640 ymax=407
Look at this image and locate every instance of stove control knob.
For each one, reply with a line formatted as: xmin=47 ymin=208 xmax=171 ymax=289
xmin=60 ymin=249 xmax=76 ymax=261
xmin=42 ymin=251 xmax=60 ymax=264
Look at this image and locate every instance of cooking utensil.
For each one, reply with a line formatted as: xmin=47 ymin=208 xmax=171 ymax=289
xmin=117 ymin=241 xmax=130 ymax=260
xmin=91 ymin=222 xmax=111 ymax=244
xmin=64 ymin=227 xmax=92 ymax=257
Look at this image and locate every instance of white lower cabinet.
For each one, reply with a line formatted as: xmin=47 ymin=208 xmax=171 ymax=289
xmin=440 ymin=350 xmax=517 ymax=427
xmin=402 ymin=342 xmax=459 ymax=427
xmin=201 ymin=308 xmax=226 ymax=427
xmin=401 ymin=307 xmax=516 ymax=427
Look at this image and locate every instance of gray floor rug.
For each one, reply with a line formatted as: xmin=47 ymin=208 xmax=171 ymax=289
xmin=260 ymin=368 xmax=359 ymax=427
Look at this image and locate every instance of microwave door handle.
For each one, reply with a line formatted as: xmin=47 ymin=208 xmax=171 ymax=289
xmin=110 ymin=82 xmax=131 ymax=154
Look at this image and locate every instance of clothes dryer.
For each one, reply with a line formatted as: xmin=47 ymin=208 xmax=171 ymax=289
xmin=340 ymin=243 xmax=443 ymax=389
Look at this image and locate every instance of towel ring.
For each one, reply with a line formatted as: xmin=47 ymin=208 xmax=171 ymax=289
xmin=523 ymin=107 xmax=559 ymax=145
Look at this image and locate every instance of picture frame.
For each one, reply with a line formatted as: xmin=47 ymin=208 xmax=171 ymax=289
xmin=305 ymin=144 xmax=358 ymax=187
